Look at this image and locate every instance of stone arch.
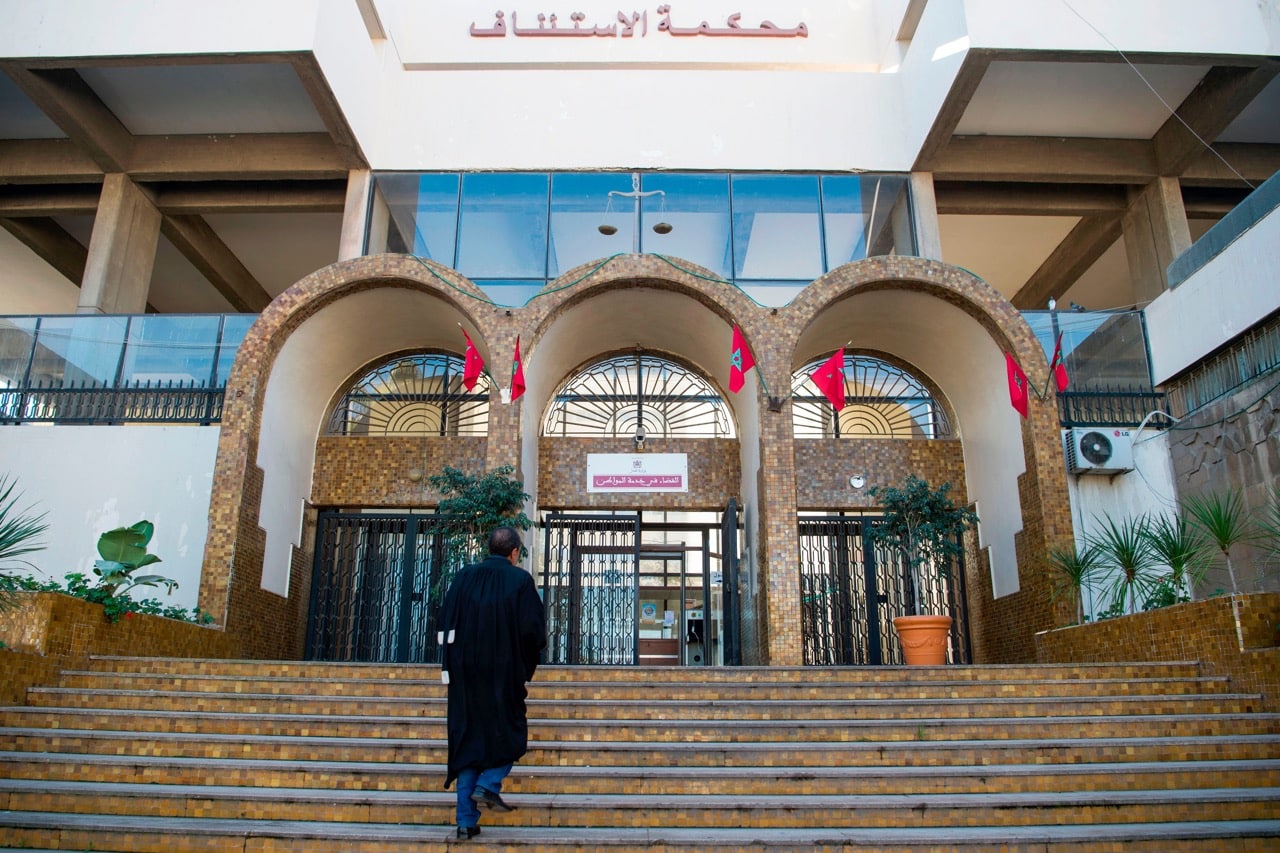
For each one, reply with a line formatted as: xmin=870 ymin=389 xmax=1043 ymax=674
xmin=199 ymin=255 xmax=506 ymax=658
xmin=780 ymin=256 xmax=1073 ymax=663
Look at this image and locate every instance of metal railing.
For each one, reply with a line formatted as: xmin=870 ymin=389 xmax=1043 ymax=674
xmin=1057 ymin=387 xmax=1171 ymax=429
xmin=0 ymin=379 xmax=224 ymax=425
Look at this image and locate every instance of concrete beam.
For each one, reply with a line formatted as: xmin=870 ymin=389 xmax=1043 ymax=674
xmin=128 ymin=134 xmax=351 ymax=181
xmin=0 ymin=185 xmax=101 ymax=217
xmin=160 ymin=214 xmax=273 ymax=312
xmin=1181 ymin=142 xmax=1280 ymax=187
xmin=914 ymin=51 xmax=993 ymax=171
xmin=1 ymin=65 xmax=134 ymax=172
xmin=288 ymin=55 xmax=368 ymax=169
xmin=935 ymin=182 xmax=1127 ymax=216
xmin=152 ymin=181 xmax=347 ymax=214
xmin=1011 ymin=215 xmax=1122 ymax=310
xmin=0 ymin=216 xmax=87 ymax=285
xmin=0 ymin=140 xmax=103 ymax=184
xmin=1154 ymin=64 xmax=1280 ymax=176
xmin=933 ymin=136 xmax=1156 ymax=183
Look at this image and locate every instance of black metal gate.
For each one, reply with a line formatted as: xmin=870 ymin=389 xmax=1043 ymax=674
xmin=305 ymin=512 xmax=478 ymax=664
xmin=798 ymin=516 xmax=971 ymax=665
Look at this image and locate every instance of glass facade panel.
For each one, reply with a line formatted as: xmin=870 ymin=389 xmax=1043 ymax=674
xmin=119 ymin=315 xmax=222 ymax=386
xmin=639 ymin=173 xmax=731 ymax=277
xmin=1024 ymin=309 xmax=1154 ymax=391
xmin=0 ymin=317 xmax=37 ymax=386
xmin=457 ymin=172 xmax=549 ymax=279
xmin=28 ymin=316 xmax=128 ymax=387
xmin=732 ymin=175 xmax=822 ymax=280
xmin=216 ymin=315 xmax=256 ymax=385
xmin=412 ymin=173 xmax=461 ymax=264
xmin=550 ymin=173 xmax=635 ymax=276
xmin=822 ymin=174 xmax=911 ymax=265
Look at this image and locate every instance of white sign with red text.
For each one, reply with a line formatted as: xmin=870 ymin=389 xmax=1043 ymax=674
xmin=587 ymin=453 xmax=688 ymax=492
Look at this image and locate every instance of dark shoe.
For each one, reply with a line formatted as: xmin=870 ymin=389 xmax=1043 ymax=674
xmin=456 ymin=825 xmax=481 ymax=839
xmin=473 ymin=787 xmax=516 ymax=812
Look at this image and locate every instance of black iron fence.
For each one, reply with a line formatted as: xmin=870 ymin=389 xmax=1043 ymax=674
xmin=1057 ymin=387 xmax=1170 ymax=429
xmin=0 ymin=379 xmax=224 ymax=424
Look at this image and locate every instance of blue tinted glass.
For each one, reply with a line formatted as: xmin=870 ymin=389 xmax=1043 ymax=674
xmin=414 ymin=174 xmax=461 ymax=264
xmin=216 ymin=315 xmax=256 ymax=385
xmin=476 ymin=280 xmax=546 ymax=307
xmin=457 ymin=173 xmax=549 ymax=278
xmin=639 ymin=173 xmax=730 ymax=277
xmin=30 ymin=316 xmax=128 ymax=386
xmin=732 ymin=175 xmax=821 ymax=280
xmin=550 ymin=173 xmax=636 ymax=277
xmin=120 ymin=316 xmax=222 ymax=386
xmin=822 ymin=175 xmax=913 ymax=264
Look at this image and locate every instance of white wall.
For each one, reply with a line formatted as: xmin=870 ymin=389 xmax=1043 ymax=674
xmin=1146 ymin=205 xmax=1280 ymax=384
xmin=0 ymin=426 xmax=218 ymax=613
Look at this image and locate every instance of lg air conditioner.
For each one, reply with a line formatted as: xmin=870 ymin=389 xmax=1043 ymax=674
xmin=1064 ymin=428 xmax=1134 ymax=475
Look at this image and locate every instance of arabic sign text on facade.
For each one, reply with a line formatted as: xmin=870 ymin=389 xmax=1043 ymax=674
xmin=587 ymin=453 xmax=689 ymax=492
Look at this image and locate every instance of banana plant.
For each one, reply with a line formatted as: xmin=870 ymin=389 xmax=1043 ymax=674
xmin=93 ymin=520 xmax=177 ymax=597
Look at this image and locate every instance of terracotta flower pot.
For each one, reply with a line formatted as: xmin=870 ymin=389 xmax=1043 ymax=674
xmin=892 ymin=614 xmax=953 ymax=665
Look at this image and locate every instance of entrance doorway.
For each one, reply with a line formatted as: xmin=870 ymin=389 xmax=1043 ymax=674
xmin=540 ymin=505 xmax=740 ymax=666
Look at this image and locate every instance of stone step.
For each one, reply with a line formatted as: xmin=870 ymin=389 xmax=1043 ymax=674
xmin=2 ymin=779 xmax=1278 ymax=828
xmin=83 ymin=656 xmax=1207 ymax=683
xmin=4 ymin=752 xmax=1276 ymax=795
xmin=5 ymin=706 xmax=1278 ymax=742
xmin=50 ymin=670 xmax=1229 ymax=700
xmin=3 ymin=727 xmax=1278 ymax=766
xmin=25 ymin=686 xmax=1261 ymax=719
xmin=2 ymin=810 xmax=1278 ymax=852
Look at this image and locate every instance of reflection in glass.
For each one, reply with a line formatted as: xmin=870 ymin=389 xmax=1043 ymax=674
xmin=639 ymin=173 xmax=730 ymax=277
xmin=27 ymin=316 xmax=128 ymax=387
xmin=412 ymin=173 xmax=461 ymax=263
xmin=457 ymin=173 xmax=549 ymax=279
xmin=216 ymin=315 xmax=256 ymax=385
xmin=551 ymin=173 xmax=635 ymax=276
xmin=120 ymin=316 xmax=222 ymax=386
xmin=732 ymin=175 xmax=822 ymax=280
xmin=0 ymin=318 xmax=37 ymax=387
xmin=822 ymin=175 xmax=911 ymax=264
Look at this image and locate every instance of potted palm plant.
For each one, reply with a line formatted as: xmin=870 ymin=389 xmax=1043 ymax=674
xmin=868 ymin=474 xmax=977 ymax=665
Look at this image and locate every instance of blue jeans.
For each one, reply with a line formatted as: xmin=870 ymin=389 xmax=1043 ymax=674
xmin=454 ymin=763 xmax=513 ymax=828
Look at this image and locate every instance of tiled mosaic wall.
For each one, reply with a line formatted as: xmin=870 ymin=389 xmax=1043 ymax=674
xmin=794 ymin=438 xmax=966 ymax=509
xmin=0 ymin=592 xmax=239 ymax=705
xmin=538 ymin=437 xmax=741 ymax=509
xmin=1035 ymin=593 xmax=1280 ymax=711
xmin=312 ymin=436 xmax=488 ymax=507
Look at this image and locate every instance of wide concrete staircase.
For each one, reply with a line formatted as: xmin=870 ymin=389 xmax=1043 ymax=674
xmin=0 ymin=658 xmax=1278 ymax=851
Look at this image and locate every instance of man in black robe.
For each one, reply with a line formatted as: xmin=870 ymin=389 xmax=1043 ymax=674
xmin=438 ymin=525 xmax=546 ymax=839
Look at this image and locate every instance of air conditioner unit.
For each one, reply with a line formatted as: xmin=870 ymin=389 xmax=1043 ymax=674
xmin=1065 ymin=428 xmax=1134 ymax=475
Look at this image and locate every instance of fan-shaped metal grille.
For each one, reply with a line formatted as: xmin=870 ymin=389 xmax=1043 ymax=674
xmin=325 ymin=353 xmax=490 ymax=436
xmin=791 ymin=354 xmax=952 ymax=439
xmin=543 ymin=353 xmax=733 ymax=438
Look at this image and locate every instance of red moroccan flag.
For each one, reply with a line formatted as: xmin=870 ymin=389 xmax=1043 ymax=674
xmin=1049 ymin=332 xmax=1069 ymax=393
xmin=1006 ymin=352 xmax=1029 ymax=418
xmin=811 ymin=348 xmax=846 ymax=412
xmin=462 ymin=329 xmax=484 ymax=391
xmin=728 ymin=325 xmax=755 ymax=393
xmin=510 ymin=335 xmax=526 ymax=402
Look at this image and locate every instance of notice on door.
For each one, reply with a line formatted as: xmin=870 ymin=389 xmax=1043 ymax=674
xmin=587 ymin=453 xmax=688 ymax=492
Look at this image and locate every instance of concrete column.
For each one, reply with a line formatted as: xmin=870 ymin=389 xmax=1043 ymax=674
xmin=1122 ymin=177 xmax=1192 ymax=306
xmin=78 ymin=173 xmax=160 ymax=314
xmin=338 ymin=169 xmax=373 ymax=261
xmin=908 ymin=172 xmax=943 ymax=260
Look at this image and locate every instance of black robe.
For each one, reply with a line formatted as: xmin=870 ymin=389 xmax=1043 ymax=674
xmin=438 ymin=554 xmax=546 ymax=788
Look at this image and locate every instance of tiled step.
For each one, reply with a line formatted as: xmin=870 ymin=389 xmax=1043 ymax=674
xmin=50 ymin=670 xmax=1229 ymax=700
xmin=4 ymin=706 xmax=1277 ymax=742
xmin=25 ymin=686 xmax=1260 ymax=719
xmin=83 ymin=656 xmax=1207 ymax=683
xmin=2 ymin=810 xmax=1279 ymax=852
xmin=3 ymin=727 xmax=1279 ymax=766
xmin=5 ymin=752 xmax=1277 ymax=795
xmin=2 ymin=779 xmax=1278 ymax=828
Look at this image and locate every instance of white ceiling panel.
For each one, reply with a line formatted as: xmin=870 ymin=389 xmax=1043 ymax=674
xmin=78 ymin=63 xmax=326 ymax=136
xmin=939 ymin=214 xmax=1078 ymax=300
xmin=957 ymin=61 xmax=1208 ymax=139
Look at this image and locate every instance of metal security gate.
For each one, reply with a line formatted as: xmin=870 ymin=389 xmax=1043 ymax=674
xmin=305 ymin=512 xmax=478 ymax=664
xmin=798 ymin=516 xmax=971 ymax=665
xmin=541 ymin=506 xmax=742 ymax=666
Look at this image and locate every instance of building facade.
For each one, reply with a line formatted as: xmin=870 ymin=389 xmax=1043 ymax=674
xmin=1 ymin=1 xmax=1277 ymax=665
